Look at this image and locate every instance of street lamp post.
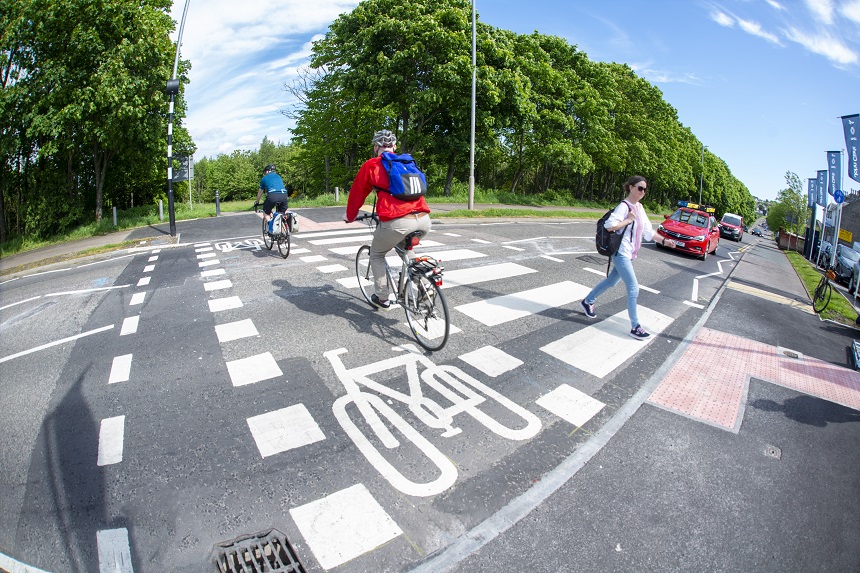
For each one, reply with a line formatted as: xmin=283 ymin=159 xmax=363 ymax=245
xmin=468 ymin=0 xmax=476 ymax=211
xmin=166 ymin=0 xmax=191 ymax=237
xmin=699 ymin=143 xmax=707 ymax=204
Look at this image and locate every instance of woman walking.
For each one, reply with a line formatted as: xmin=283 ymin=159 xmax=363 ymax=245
xmin=580 ymin=175 xmax=675 ymax=339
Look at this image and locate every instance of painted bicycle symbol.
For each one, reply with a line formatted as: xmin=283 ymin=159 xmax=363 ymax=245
xmin=214 ymin=238 xmax=263 ymax=252
xmin=323 ymin=344 xmax=542 ymax=497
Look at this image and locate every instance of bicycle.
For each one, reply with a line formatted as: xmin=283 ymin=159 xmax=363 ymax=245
xmin=354 ymin=211 xmax=450 ymax=351
xmin=254 ymin=201 xmax=291 ymax=258
xmin=324 ymin=345 xmax=542 ymax=497
xmin=812 ymin=268 xmax=835 ymax=313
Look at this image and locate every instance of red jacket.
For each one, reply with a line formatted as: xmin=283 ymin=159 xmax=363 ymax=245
xmin=346 ymin=155 xmax=431 ymax=222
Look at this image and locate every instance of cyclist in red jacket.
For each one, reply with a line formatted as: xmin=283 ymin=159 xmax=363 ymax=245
xmin=344 ymin=130 xmax=431 ymax=309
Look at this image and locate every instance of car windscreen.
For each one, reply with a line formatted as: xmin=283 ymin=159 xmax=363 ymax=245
xmin=668 ymin=209 xmax=709 ymax=228
xmin=722 ymin=215 xmax=742 ymax=227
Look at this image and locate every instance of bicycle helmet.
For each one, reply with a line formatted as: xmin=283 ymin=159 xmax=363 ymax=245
xmin=263 ymin=164 xmax=276 ymax=174
xmin=371 ymin=129 xmax=397 ymax=148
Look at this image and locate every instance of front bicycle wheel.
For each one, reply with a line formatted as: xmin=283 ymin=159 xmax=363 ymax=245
xmin=262 ymin=217 xmax=273 ymax=250
xmin=404 ymin=275 xmax=449 ymax=351
xmin=812 ymin=280 xmax=832 ymax=313
xmin=355 ymin=245 xmax=374 ymax=305
xmin=277 ymin=229 xmax=291 ymax=258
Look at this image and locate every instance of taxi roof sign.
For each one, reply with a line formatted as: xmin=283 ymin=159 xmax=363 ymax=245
xmin=678 ymin=200 xmax=715 ymax=213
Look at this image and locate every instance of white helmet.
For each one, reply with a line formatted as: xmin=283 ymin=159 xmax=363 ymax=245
xmin=371 ymin=129 xmax=396 ymax=148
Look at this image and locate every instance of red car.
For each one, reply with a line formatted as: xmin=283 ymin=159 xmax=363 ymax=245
xmin=656 ymin=202 xmax=720 ymax=261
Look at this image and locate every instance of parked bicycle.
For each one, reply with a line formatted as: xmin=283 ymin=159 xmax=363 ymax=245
xmin=812 ymin=268 xmax=836 ymax=313
xmin=254 ymin=201 xmax=291 ymax=258
xmin=354 ymin=211 xmax=450 ymax=351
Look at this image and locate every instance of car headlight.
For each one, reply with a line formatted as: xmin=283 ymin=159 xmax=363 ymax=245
xmin=658 ymin=225 xmax=665 ymax=233
xmin=693 ymin=235 xmax=705 ymax=241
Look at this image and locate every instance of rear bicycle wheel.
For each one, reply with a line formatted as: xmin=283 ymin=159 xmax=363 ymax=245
xmin=404 ymin=275 xmax=449 ymax=351
xmin=355 ymin=245 xmax=374 ymax=305
xmin=812 ymin=279 xmax=832 ymax=313
xmin=277 ymin=229 xmax=291 ymax=258
xmin=262 ymin=217 xmax=273 ymax=250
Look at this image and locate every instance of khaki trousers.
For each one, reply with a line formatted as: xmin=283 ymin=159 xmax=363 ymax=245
xmin=370 ymin=213 xmax=432 ymax=298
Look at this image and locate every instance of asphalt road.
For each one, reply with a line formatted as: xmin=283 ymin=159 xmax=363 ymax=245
xmin=0 ymin=209 xmax=857 ymax=573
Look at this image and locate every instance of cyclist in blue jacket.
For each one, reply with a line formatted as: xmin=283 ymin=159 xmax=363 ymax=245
xmin=255 ymin=164 xmax=288 ymax=231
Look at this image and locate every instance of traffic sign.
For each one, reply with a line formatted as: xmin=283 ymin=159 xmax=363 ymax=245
xmin=834 ymin=189 xmax=845 ymax=204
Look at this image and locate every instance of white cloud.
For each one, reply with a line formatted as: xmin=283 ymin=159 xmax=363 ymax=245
xmin=840 ymin=0 xmax=860 ymax=23
xmin=804 ymin=0 xmax=836 ymax=23
xmin=764 ymin=0 xmax=785 ymax=10
xmin=710 ymin=10 xmax=735 ymax=27
xmin=783 ymin=26 xmax=859 ymax=65
xmin=737 ymin=17 xmax=782 ymax=44
xmin=169 ymin=0 xmax=360 ymax=159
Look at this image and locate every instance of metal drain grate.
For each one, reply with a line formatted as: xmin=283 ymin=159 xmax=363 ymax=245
xmin=211 ymin=529 xmax=306 ymax=573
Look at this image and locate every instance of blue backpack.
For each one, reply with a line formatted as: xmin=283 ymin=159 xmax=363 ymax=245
xmin=379 ymin=152 xmax=427 ymax=201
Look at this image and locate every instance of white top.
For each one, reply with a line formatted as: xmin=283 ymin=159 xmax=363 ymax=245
xmin=604 ymin=201 xmax=656 ymax=259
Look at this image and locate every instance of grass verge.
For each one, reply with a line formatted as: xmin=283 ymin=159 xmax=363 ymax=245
xmin=785 ymin=250 xmax=858 ymax=327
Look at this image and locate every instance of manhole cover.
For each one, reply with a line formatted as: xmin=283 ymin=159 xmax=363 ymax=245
xmin=765 ymin=445 xmax=782 ymax=460
xmin=211 ymin=529 xmax=306 ymax=573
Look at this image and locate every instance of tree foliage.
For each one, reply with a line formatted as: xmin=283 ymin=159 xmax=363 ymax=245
xmin=0 ymin=0 xmax=193 ymax=242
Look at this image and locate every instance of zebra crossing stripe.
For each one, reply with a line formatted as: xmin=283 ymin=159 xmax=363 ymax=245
xmin=540 ymin=306 xmax=673 ymax=378
xmin=442 ymin=262 xmax=537 ymax=288
xmin=455 ymin=281 xmax=590 ymax=326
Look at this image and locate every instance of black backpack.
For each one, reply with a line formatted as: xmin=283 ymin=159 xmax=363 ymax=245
xmin=595 ymin=201 xmax=634 ymax=275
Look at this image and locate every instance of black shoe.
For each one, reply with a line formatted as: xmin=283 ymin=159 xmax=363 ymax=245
xmin=629 ymin=325 xmax=650 ymax=340
xmin=580 ymin=300 xmax=596 ymax=319
xmin=371 ymin=294 xmax=392 ymax=310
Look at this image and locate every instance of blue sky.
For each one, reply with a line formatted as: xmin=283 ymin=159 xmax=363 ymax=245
xmin=171 ymin=0 xmax=860 ymax=201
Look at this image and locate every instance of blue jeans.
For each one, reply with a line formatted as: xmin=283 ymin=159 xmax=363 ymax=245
xmin=584 ymin=254 xmax=640 ymax=328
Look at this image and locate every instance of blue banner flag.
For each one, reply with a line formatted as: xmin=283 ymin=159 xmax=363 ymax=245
xmin=843 ymin=115 xmax=860 ymax=183
xmin=817 ymin=170 xmax=828 ymax=206
xmin=808 ymin=178 xmax=816 ymax=208
xmin=827 ymin=151 xmax=841 ymax=196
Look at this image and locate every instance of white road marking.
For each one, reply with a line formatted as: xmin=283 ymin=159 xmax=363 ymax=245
xmin=136 ymin=277 xmax=150 ymax=287
xmin=459 ymin=346 xmax=523 ymax=377
xmin=310 ymin=234 xmax=374 ymax=245
xmin=290 ymin=247 xmax=311 ymax=254
xmin=505 ymin=236 xmax=545 ymax=244
xmin=151 ymin=249 xmax=161 ymax=254
xmin=421 ymin=249 xmax=486 ymax=262
xmin=195 ymin=246 xmax=213 ymax=252
xmin=147 ymin=256 xmax=158 ymax=262
xmin=0 ymin=295 xmax=42 ymax=310
xmin=201 ymin=269 xmax=226 ymax=277
xmin=215 ymin=319 xmax=258 ymax=343
xmin=317 ymin=264 xmax=348 ymax=273
xmin=129 ymin=292 xmax=146 ymax=306
xmin=541 ymin=255 xmax=565 ymax=262
xmin=204 ymin=279 xmax=233 ymax=291
xmin=197 ymin=252 xmax=217 ymax=260
xmin=208 ymin=297 xmax=243 ymax=312
xmin=143 ymin=265 xmax=155 ymax=272
xmin=684 ymin=300 xmax=705 ymax=309
xmin=584 ymin=266 xmax=607 ymax=276
xmin=503 ymin=245 xmax=525 ymax=251
xmin=120 ymin=316 xmax=139 ymax=336
xmin=443 ymin=232 xmax=461 ymax=236
xmin=540 ymin=306 xmax=673 ymax=378
xmin=0 ymin=551 xmax=52 ymax=573
xmin=198 ymin=259 xmax=220 ymax=268
xmin=226 ymin=352 xmax=282 ymax=386
xmin=471 ymin=238 xmax=493 ymax=244
xmin=247 ymin=404 xmax=325 ymax=458
xmin=0 ymin=324 xmax=114 ymax=364
xmin=108 ymin=354 xmax=133 ymax=384
xmin=193 ymin=242 xmax=210 ymax=247
xmin=640 ymin=284 xmax=660 ymax=294
xmin=301 ymin=255 xmax=328 ymax=263
xmin=44 ymin=285 xmax=130 ymax=297
xmin=442 ymin=262 xmax=537 ymax=288
xmin=329 ymin=246 xmax=360 ymax=256
xmin=96 ymin=527 xmax=134 ymax=572
xmin=97 ymin=416 xmax=126 ymax=466
xmin=290 ymin=484 xmax=403 ymax=570
xmin=536 ymin=384 xmax=605 ymax=427
xmin=455 ymin=281 xmax=590 ymax=326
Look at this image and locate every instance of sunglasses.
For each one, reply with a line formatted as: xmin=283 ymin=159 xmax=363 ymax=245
xmin=635 ymin=185 xmax=647 ymax=191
